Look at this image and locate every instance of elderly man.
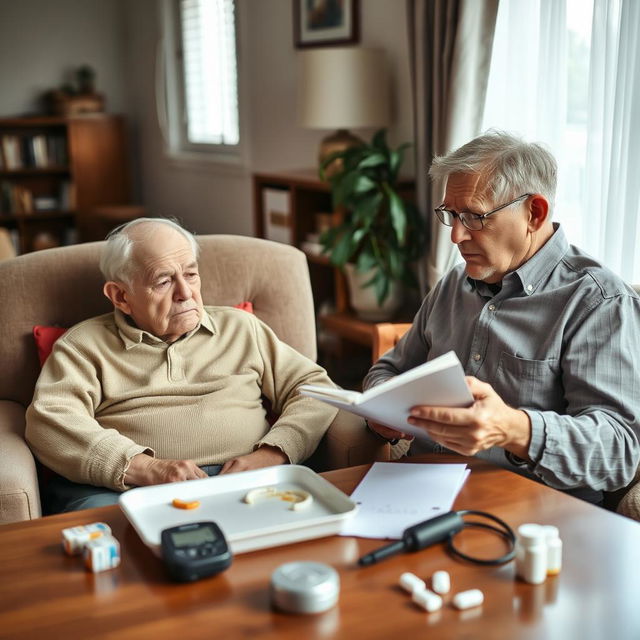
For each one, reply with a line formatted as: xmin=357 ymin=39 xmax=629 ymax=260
xmin=365 ymin=131 xmax=640 ymax=504
xmin=26 ymin=218 xmax=338 ymax=513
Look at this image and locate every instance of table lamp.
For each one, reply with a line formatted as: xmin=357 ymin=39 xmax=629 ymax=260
xmin=297 ymin=47 xmax=390 ymax=174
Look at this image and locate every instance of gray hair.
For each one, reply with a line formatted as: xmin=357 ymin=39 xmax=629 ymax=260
xmin=99 ymin=217 xmax=200 ymax=283
xmin=429 ymin=130 xmax=557 ymax=211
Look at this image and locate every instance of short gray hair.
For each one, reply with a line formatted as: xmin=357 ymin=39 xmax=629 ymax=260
xmin=429 ymin=130 xmax=557 ymax=211
xmin=99 ymin=217 xmax=200 ymax=283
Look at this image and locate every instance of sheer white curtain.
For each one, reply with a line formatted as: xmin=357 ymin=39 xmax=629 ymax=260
xmin=482 ymin=0 xmax=640 ymax=283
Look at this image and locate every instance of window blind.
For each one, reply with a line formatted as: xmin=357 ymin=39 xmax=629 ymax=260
xmin=179 ymin=0 xmax=239 ymax=146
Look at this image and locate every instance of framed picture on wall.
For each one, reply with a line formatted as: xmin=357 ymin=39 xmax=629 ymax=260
xmin=293 ymin=0 xmax=360 ymax=48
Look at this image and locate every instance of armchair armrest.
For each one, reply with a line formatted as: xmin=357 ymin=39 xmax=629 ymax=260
xmin=616 ymin=468 xmax=640 ymax=522
xmin=0 ymin=400 xmax=41 ymax=524
xmin=306 ymin=410 xmax=391 ymax=471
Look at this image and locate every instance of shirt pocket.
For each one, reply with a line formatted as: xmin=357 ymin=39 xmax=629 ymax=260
xmin=495 ymin=352 xmax=564 ymax=411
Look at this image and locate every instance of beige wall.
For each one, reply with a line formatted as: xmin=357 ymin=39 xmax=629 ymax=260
xmin=124 ymin=0 xmax=413 ymax=236
xmin=0 ymin=0 xmax=128 ymax=117
xmin=0 ymin=0 xmax=413 ymax=237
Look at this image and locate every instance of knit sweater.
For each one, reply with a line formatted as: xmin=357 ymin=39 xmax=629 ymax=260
xmin=25 ymin=306 xmax=338 ymax=491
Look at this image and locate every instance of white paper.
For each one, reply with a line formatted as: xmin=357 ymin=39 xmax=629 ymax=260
xmin=340 ymin=462 xmax=469 ymax=540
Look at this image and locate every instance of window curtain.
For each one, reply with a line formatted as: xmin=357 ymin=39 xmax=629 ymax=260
xmin=482 ymin=0 xmax=640 ymax=284
xmin=407 ymin=0 xmax=499 ymax=290
xmin=586 ymin=0 xmax=640 ymax=281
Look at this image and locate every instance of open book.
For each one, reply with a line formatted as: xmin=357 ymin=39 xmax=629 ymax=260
xmin=300 ymin=351 xmax=473 ymax=440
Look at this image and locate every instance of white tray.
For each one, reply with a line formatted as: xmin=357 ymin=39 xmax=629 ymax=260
xmin=119 ymin=465 xmax=357 ymax=555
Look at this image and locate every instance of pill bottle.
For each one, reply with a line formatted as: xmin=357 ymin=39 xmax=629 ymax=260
xmin=271 ymin=562 xmax=340 ymax=614
xmin=516 ymin=523 xmax=547 ymax=585
xmin=542 ymin=525 xmax=562 ymax=576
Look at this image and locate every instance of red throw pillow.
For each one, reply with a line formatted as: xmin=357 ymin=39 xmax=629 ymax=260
xmin=33 ymin=302 xmax=255 ymax=366
xmin=33 ymin=326 xmax=67 ymax=367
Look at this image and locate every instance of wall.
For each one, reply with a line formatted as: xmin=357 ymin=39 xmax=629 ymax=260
xmin=0 ymin=0 xmax=413 ymax=237
xmin=0 ymin=0 xmax=128 ymax=116
xmin=124 ymin=0 xmax=414 ymax=236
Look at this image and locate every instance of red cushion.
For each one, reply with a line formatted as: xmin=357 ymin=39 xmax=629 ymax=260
xmin=33 ymin=302 xmax=255 ymax=366
xmin=33 ymin=326 xmax=67 ymax=367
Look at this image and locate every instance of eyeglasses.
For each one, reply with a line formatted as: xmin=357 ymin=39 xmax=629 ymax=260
xmin=434 ymin=193 xmax=532 ymax=231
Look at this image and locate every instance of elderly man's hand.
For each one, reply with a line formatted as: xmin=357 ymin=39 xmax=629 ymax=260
xmin=219 ymin=445 xmax=288 ymax=475
xmin=407 ymin=376 xmax=532 ymax=459
xmin=125 ymin=454 xmax=208 ymax=486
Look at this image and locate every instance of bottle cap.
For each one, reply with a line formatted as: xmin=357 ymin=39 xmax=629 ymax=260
xmin=517 ymin=523 xmax=545 ymax=545
xmin=270 ymin=561 xmax=340 ymax=614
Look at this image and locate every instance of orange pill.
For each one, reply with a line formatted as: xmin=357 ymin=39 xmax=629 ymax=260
xmin=171 ymin=498 xmax=201 ymax=510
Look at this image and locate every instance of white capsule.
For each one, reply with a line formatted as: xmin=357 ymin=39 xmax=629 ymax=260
xmin=452 ymin=588 xmax=484 ymax=610
xmin=431 ymin=570 xmax=450 ymax=594
xmin=412 ymin=588 xmax=443 ymax=612
xmin=399 ymin=572 xmax=426 ymax=594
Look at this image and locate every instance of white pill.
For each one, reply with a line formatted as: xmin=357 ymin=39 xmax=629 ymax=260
xmin=452 ymin=588 xmax=484 ymax=610
xmin=412 ymin=588 xmax=443 ymax=612
xmin=399 ymin=572 xmax=426 ymax=594
xmin=431 ymin=570 xmax=450 ymax=594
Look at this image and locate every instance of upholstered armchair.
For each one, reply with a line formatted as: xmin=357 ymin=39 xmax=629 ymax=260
xmin=0 ymin=235 xmax=388 ymax=525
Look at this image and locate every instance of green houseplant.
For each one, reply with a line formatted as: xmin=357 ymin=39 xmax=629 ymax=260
xmin=319 ymin=129 xmax=426 ymax=309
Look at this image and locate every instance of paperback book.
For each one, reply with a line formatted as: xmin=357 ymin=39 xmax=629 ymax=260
xmin=300 ymin=351 xmax=473 ymax=439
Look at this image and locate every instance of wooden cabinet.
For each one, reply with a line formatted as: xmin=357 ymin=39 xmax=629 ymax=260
xmin=253 ymin=169 xmax=347 ymax=317
xmin=253 ymin=169 xmax=417 ymax=366
xmin=0 ymin=115 xmax=130 ymax=253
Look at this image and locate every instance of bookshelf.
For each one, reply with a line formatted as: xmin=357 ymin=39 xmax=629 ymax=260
xmin=253 ymin=169 xmax=416 ymax=381
xmin=0 ymin=115 xmax=130 ymax=253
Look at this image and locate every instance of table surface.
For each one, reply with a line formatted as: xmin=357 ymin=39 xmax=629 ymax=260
xmin=1 ymin=455 xmax=639 ymax=640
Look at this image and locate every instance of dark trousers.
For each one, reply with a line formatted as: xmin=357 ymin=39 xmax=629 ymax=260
xmin=43 ymin=465 xmax=224 ymax=514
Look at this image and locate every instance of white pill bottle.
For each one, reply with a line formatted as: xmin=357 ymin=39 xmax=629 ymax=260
xmin=515 ymin=523 xmax=548 ymax=584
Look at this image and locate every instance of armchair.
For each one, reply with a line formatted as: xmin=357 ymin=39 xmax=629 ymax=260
xmin=0 ymin=235 xmax=388 ymax=525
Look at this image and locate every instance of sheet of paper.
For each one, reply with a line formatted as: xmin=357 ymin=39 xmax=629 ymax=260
xmin=340 ymin=462 xmax=469 ymax=540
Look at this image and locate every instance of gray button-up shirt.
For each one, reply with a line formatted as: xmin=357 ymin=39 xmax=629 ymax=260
xmin=364 ymin=225 xmax=640 ymax=501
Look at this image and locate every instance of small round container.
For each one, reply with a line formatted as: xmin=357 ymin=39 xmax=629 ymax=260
xmin=270 ymin=561 xmax=340 ymax=614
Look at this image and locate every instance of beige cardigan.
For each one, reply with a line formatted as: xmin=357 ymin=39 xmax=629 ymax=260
xmin=26 ymin=306 xmax=338 ymax=490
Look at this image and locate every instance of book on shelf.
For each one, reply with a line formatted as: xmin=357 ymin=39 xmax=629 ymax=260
xmin=1 ymin=135 xmax=23 ymax=170
xmin=299 ymin=351 xmax=474 ymax=439
xmin=262 ymin=187 xmax=291 ymax=244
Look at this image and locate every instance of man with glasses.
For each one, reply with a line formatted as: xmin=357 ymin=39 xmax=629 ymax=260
xmin=364 ymin=131 xmax=640 ymax=504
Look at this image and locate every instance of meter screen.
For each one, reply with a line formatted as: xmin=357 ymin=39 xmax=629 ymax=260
xmin=170 ymin=526 xmax=216 ymax=548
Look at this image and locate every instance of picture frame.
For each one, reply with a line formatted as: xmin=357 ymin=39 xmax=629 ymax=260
xmin=293 ymin=0 xmax=360 ymax=49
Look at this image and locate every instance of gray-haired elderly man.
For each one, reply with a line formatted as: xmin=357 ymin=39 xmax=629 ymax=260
xmin=26 ymin=218 xmax=338 ymax=513
xmin=365 ymin=131 xmax=640 ymax=504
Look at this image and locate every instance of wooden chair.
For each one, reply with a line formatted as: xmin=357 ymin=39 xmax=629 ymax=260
xmin=371 ymin=322 xmax=412 ymax=362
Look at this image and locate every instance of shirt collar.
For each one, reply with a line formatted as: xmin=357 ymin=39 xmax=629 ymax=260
xmin=466 ymin=223 xmax=567 ymax=296
xmin=513 ymin=223 xmax=567 ymax=295
xmin=114 ymin=307 xmax=215 ymax=349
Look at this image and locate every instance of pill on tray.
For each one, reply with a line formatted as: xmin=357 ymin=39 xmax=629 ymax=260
xmin=400 ymin=572 xmax=426 ymax=594
xmin=171 ymin=498 xmax=201 ymax=510
xmin=431 ymin=570 xmax=450 ymax=594
xmin=452 ymin=588 xmax=484 ymax=610
xmin=412 ymin=588 xmax=443 ymax=612
xmin=61 ymin=522 xmax=112 ymax=555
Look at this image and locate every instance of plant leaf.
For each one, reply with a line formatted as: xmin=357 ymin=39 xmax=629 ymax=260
xmin=372 ymin=129 xmax=388 ymax=152
xmin=357 ymin=152 xmax=387 ymax=169
xmin=384 ymin=183 xmax=407 ymax=243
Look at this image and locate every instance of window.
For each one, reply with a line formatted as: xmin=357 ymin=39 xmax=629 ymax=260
xmin=482 ymin=0 xmax=640 ymax=283
xmin=162 ymin=0 xmax=240 ymax=155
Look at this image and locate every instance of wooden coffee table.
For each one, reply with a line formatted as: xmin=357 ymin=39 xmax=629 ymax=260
xmin=0 ymin=455 xmax=638 ymax=639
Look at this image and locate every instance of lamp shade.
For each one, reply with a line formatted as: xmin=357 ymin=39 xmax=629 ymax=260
xmin=297 ymin=47 xmax=390 ymax=130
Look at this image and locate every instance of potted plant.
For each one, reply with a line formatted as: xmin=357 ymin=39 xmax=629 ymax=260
xmin=319 ymin=129 xmax=426 ymax=320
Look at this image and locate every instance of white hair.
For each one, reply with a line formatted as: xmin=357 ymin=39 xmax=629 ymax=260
xmin=99 ymin=217 xmax=200 ymax=284
xmin=428 ymin=130 xmax=557 ymax=212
